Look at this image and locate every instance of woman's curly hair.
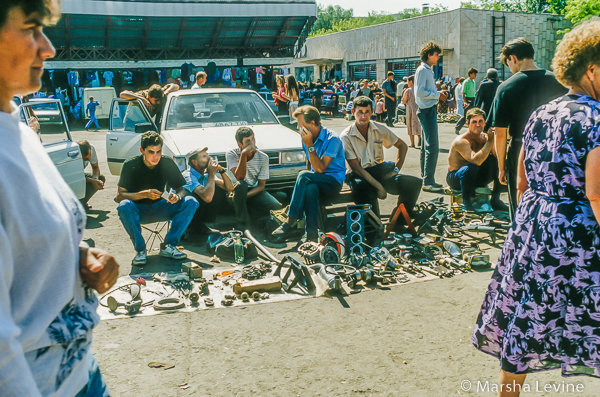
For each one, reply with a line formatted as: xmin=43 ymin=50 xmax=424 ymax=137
xmin=552 ymin=17 xmax=600 ymax=87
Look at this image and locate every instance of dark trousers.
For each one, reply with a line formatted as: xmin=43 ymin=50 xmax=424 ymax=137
xmin=80 ymin=173 xmax=106 ymax=206
xmin=505 ymin=140 xmax=522 ymax=220
xmin=446 ymin=155 xmax=501 ymax=204
xmin=385 ymin=99 xmax=395 ymax=126
xmin=228 ymin=180 xmax=283 ymax=224
xmin=347 ymin=162 xmax=423 ymax=218
xmin=455 ymin=97 xmax=475 ymax=131
xmin=288 ymin=170 xmax=342 ymax=237
xmin=416 ymin=105 xmax=439 ymax=185
xmin=187 ymin=188 xmax=227 ymax=232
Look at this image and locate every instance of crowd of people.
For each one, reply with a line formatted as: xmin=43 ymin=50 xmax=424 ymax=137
xmin=2 ymin=0 xmax=600 ymax=395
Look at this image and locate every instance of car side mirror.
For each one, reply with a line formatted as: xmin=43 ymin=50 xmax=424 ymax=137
xmin=135 ymin=122 xmax=157 ymax=134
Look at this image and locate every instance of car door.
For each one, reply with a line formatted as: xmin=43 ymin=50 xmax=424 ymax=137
xmin=106 ymin=99 xmax=157 ymax=175
xmin=21 ymin=100 xmax=86 ymax=199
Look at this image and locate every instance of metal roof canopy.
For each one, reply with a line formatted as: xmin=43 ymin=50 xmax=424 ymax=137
xmin=46 ymin=0 xmax=316 ymax=62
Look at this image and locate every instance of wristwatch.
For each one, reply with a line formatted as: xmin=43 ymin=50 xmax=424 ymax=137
xmin=308 ymin=146 xmax=315 ymax=153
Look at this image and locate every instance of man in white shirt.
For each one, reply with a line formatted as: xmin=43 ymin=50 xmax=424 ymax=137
xmin=77 ymin=140 xmax=105 ymax=209
xmin=191 ymin=71 xmax=206 ymax=89
xmin=226 ymin=127 xmax=283 ymax=229
xmin=341 ymin=96 xmax=422 ymax=220
xmin=0 ymin=2 xmax=119 ymax=396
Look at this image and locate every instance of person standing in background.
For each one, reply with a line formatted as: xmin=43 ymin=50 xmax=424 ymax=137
xmin=85 ymin=95 xmax=100 ymax=131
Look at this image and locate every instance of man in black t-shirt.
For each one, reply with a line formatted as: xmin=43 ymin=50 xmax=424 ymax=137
xmin=116 ymin=132 xmax=199 ymax=265
xmin=489 ymin=38 xmax=568 ymax=219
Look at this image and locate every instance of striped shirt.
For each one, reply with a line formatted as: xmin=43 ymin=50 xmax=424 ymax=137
xmin=226 ymin=148 xmax=269 ymax=187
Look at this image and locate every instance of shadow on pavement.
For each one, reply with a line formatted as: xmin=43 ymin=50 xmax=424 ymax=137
xmin=86 ymin=209 xmax=110 ymax=229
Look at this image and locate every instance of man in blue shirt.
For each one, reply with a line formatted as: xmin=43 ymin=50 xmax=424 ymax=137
xmin=182 ymin=147 xmax=235 ymax=236
xmin=272 ymin=106 xmax=346 ymax=242
xmin=414 ymin=41 xmax=446 ymax=192
xmin=381 ymin=71 xmax=397 ymax=127
xmin=85 ymin=96 xmax=100 ymax=130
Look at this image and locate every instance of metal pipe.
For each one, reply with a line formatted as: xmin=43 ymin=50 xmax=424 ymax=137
xmin=244 ymin=229 xmax=279 ymax=263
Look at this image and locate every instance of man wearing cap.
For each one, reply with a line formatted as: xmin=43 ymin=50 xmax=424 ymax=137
xmin=183 ymin=147 xmax=235 ymax=235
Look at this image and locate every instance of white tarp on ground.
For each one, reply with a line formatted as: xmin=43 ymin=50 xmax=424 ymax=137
xmin=96 ymin=265 xmax=441 ymax=320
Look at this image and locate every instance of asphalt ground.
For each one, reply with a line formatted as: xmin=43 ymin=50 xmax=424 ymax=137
xmin=73 ymin=117 xmax=600 ymax=396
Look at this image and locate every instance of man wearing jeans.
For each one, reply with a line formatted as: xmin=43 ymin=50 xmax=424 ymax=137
xmin=414 ymin=41 xmax=445 ymax=192
xmin=117 ymin=132 xmax=199 ymax=265
xmin=341 ymin=96 xmax=422 ymax=221
xmin=226 ymin=127 xmax=283 ymax=230
xmin=272 ymin=106 xmax=346 ymax=242
xmin=447 ymin=108 xmax=507 ymax=212
xmin=381 ymin=71 xmax=397 ymax=127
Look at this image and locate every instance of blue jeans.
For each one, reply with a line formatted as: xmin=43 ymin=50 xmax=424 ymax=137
xmin=417 ymin=105 xmax=439 ymax=185
xmin=288 ymin=170 xmax=342 ymax=236
xmin=117 ymin=196 xmax=199 ymax=252
xmin=75 ymin=354 xmax=110 ymax=397
xmin=446 ymin=155 xmax=500 ymax=203
xmin=86 ymin=115 xmax=100 ymax=129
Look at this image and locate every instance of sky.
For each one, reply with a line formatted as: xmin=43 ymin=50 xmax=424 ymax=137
xmin=317 ymin=0 xmax=464 ymax=17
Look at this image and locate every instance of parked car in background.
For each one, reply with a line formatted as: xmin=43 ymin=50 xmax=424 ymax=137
xmin=257 ymin=87 xmax=278 ymax=113
xmin=301 ymin=89 xmax=335 ymax=109
xmin=28 ymin=98 xmax=63 ymax=125
xmin=106 ymin=89 xmax=306 ymax=192
xmin=17 ymin=98 xmax=86 ymax=199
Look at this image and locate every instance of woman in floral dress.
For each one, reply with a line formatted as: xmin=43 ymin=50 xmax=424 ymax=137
xmin=472 ymin=18 xmax=600 ymax=396
xmin=401 ymin=75 xmax=421 ymax=148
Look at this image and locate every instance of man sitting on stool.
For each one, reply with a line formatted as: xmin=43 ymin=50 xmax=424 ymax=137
xmin=271 ymin=106 xmax=346 ymax=242
xmin=77 ymin=139 xmax=105 ymax=210
xmin=226 ymin=127 xmax=283 ymax=230
xmin=183 ymin=147 xmax=235 ymax=235
xmin=117 ymin=132 xmax=199 ymax=265
xmin=447 ymin=108 xmax=508 ymax=212
xmin=341 ymin=96 xmax=422 ymax=221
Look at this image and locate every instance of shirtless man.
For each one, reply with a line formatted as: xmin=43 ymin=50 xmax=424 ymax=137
xmin=447 ymin=108 xmax=508 ymax=211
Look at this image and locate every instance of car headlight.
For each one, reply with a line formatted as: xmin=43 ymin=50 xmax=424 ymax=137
xmin=280 ymin=150 xmax=306 ymax=165
xmin=173 ymin=156 xmax=187 ymax=172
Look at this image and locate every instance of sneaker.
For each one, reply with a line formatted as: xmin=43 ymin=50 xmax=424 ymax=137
xmin=272 ymin=222 xmax=293 ymax=238
xmin=422 ymin=184 xmax=444 ymax=193
xmin=159 ymin=244 xmax=187 ymax=260
xmin=132 ymin=250 xmax=147 ymax=266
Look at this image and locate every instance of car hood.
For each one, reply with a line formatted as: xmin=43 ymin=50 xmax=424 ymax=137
xmin=163 ymin=124 xmax=302 ymax=156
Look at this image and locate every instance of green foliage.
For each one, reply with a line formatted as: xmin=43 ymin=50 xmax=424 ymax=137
xmin=558 ymin=0 xmax=600 ymax=35
xmin=311 ymin=5 xmax=354 ymax=34
xmin=309 ymin=4 xmax=448 ymax=37
xmin=459 ymin=0 xmax=567 ymax=13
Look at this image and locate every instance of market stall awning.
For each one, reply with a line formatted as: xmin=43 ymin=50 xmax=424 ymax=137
xmin=45 ymin=0 xmax=317 ymax=62
xmin=299 ymin=58 xmax=343 ymax=64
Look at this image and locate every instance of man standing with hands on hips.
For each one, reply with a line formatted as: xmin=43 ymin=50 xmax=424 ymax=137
xmin=414 ymin=41 xmax=447 ymax=192
xmin=271 ymin=106 xmax=346 ymax=242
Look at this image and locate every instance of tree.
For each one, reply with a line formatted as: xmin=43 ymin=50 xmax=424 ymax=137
xmin=559 ymin=0 xmax=600 ymax=35
xmin=311 ymin=5 xmax=354 ymax=34
xmin=460 ymin=0 xmax=567 ymax=13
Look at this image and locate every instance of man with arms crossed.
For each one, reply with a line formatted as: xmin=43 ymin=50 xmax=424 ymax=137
xmin=447 ymin=108 xmax=507 ymax=212
xmin=226 ymin=127 xmax=283 ymax=229
xmin=117 ymin=132 xmax=199 ymax=265
xmin=342 ymin=96 xmax=422 ymax=220
xmin=0 ymin=1 xmax=118 ymax=395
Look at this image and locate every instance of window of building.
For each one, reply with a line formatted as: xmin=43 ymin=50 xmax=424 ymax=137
xmin=348 ymin=61 xmax=377 ymax=81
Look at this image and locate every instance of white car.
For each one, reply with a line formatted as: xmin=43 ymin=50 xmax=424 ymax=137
xmin=106 ymin=88 xmax=306 ymax=191
xmin=17 ymin=98 xmax=86 ymax=199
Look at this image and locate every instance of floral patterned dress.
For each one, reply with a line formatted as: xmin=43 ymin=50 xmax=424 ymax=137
xmin=402 ymin=87 xmax=421 ymax=136
xmin=472 ymin=95 xmax=600 ymax=377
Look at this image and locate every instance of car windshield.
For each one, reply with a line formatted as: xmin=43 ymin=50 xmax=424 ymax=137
xmin=165 ymin=92 xmax=278 ymax=130
xmin=30 ymin=101 xmax=57 ymax=110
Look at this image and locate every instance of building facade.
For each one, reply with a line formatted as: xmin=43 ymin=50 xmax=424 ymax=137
xmin=291 ymin=8 xmax=570 ymax=84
